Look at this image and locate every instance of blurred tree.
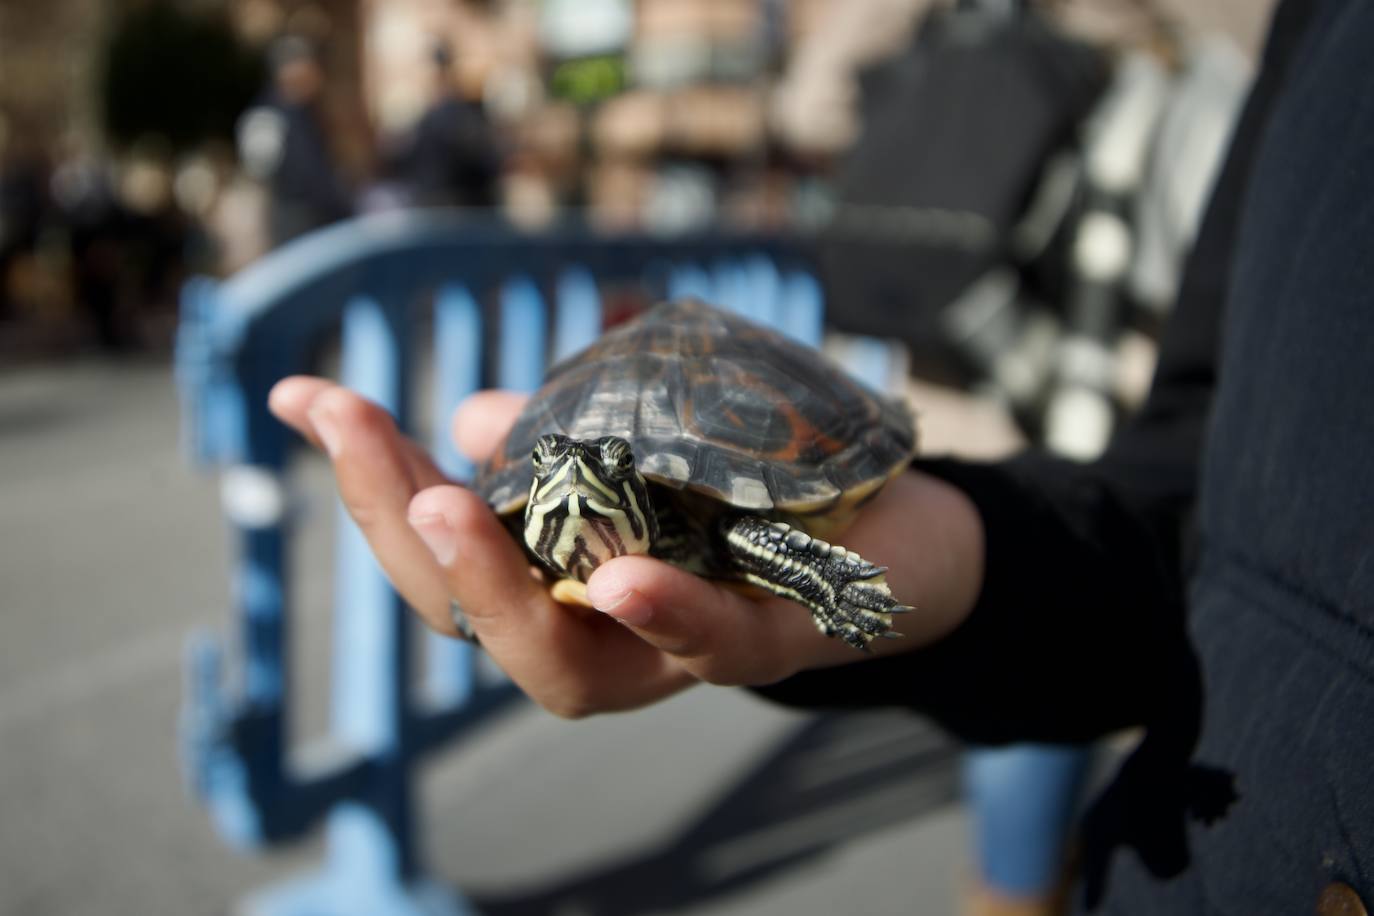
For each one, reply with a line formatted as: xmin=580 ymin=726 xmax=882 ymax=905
xmin=99 ymin=2 xmax=262 ymax=153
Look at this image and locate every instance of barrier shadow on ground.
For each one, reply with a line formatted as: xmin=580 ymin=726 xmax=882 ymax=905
xmin=470 ymin=709 xmax=961 ymax=916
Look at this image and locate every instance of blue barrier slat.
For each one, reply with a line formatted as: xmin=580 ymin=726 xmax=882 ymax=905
xmin=431 ymin=284 xmax=483 ymax=482
xmin=175 ymin=276 xmax=215 ymax=463
xmin=426 ymin=283 xmax=484 ymax=709
xmin=844 ymin=336 xmax=896 ymax=392
xmin=780 ymin=270 xmax=825 ymax=345
xmin=331 ymin=521 xmax=409 ymax=749
xmin=181 ymin=631 xmax=265 ymax=848
xmin=330 ymin=294 xmax=419 ymax=886
xmin=333 ymin=294 xmax=411 ymax=749
xmin=422 ymin=607 xmax=479 ymax=712
xmin=240 ymin=539 xmax=288 ymax=707
xmin=668 ymin=263 xmax=715 ymax=302
xmin=553 ymin=267 xmax=603 ymax=362
xmin=713 ymin=259 xmax=748 ymax=317
xmin=175 ymin=275 xmax=261 ymax=468
xmin=498 ymin=275 xmax=547 ymax=393
xmin=744 ymin=255 xmax=784 ymax=332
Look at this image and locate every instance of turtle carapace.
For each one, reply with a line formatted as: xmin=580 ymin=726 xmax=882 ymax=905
xmin=475 ymin=299 xmax=918 ymax=649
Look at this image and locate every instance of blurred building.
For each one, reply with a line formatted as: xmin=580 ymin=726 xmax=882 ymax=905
xmin=0 ymin=0 xmax=1273 ymax=355
xmin=0 ymin=0 xmax=104 ymax=148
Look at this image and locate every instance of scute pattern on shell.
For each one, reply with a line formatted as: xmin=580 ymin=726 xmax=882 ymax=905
xmin=476 ymin=299 xmax=917 ymax=516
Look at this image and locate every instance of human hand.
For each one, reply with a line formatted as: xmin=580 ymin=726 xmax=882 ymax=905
xmin=268 ymin=378 xmax=985 ymax=717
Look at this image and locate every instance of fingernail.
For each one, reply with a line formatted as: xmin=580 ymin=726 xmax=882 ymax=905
xmin=588 ymin=581 xmax=653 ymax=627
xmin=409 ymin=513 xmax=458 ymax=567
xmin=309 ymin=405 xmax=342 ymax=457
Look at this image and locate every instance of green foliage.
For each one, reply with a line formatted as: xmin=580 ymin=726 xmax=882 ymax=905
xmin=99 ymin=2 xmax=263 ymax=152
xmin=549 ymin=55 xmax=627 ymax=106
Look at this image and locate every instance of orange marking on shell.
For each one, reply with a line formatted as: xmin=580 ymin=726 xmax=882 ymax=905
xmin=765 ymin=400 xmax=848 ymax=463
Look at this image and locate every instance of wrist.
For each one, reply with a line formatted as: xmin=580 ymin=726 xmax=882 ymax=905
xmin=798 ymin=467 xmax=986 ymax=672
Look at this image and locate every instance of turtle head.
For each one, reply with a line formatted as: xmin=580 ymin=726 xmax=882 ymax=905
xmin=523 ymin=434 xmax=657 ymax=582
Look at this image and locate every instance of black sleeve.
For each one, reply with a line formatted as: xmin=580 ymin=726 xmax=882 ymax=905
xmin=753 ymin=1 xmax=1312 ymax=744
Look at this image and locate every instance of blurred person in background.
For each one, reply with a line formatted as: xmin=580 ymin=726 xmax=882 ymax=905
xmin=237 ymin=35 xmax=352 ymax=247
xmin=393 ymin=41 xmax=502 ymax=211
xmin=49 ymin=140 xmax=190 ymax=351
xmin=50 ymin=139 xmax=135 ymax=350
xmin=0 ymin=111 xmax=50 ymax=323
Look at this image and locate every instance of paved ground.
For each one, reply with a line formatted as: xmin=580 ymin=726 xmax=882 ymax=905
xmin=0 ymin=356 xmax=975 ymax=916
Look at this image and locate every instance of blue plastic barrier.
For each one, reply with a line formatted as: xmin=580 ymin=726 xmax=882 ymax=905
xmin=175 ymin=210 xmax=827 ymax=914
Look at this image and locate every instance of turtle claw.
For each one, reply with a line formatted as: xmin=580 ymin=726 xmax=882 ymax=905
xmin=720 ymin=515 xmax=913 ymax=650
xmin=550 ymin=578 xmax=594 ymax=607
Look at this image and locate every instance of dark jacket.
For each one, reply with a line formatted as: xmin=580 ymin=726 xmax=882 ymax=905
xmin=401 ymin=95 xmax=500 ymax=209
xmin=756 ymin=1 xmax=1374 ymax=911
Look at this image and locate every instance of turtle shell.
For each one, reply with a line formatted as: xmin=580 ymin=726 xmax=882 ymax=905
xmin=476 ymin=299 xmax=917 ymax=517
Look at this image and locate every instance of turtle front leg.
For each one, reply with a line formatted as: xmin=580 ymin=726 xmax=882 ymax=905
xmin=719 ymin=515 xmax=911 ymax=650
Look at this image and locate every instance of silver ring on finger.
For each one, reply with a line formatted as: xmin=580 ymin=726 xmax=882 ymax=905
xmin=449 ymin=599 xmax=481 ymax=647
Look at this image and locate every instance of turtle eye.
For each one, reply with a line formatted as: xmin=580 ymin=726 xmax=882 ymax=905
xmin=599 ymin=438 xmax=635 ymax=478
xmin=532 ymin=435 xmax=560 ymax=476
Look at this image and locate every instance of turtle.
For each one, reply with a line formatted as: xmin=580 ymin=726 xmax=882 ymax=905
xmin=474 ymin=298 xmax=918 ymax=649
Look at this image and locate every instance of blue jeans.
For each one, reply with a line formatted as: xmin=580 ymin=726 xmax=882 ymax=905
xmin=963 ymin=744 xmax=1092 ymax=896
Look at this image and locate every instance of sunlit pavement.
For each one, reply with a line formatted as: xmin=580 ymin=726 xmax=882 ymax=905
xmin=0 ymin=356 xmax=971 ymax=916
